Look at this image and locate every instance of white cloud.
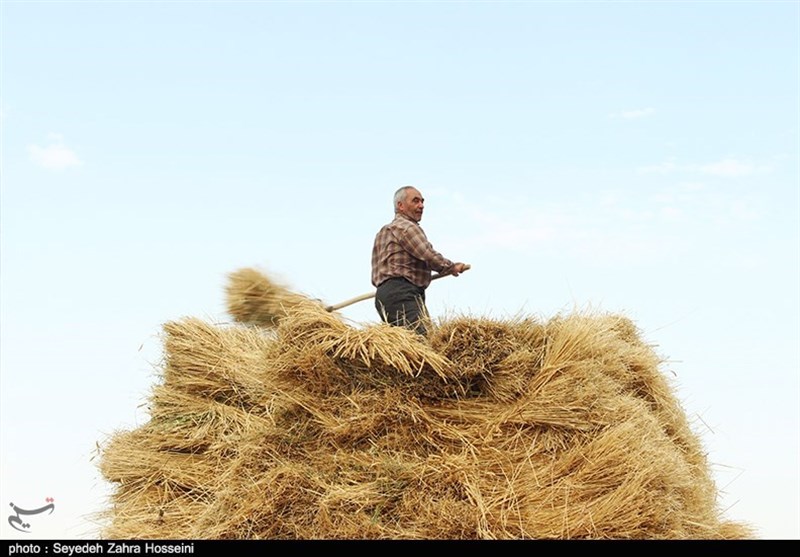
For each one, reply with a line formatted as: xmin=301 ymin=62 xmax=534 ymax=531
xmin=436 ymin=179 xmax=764 ymax=268
xmin=612 ymin=107 xmax=655 ymax=119
xmin=699 ymin=158 xmax=755 ymax=177
xmin=28 ymin=136 xmax=82 ymax=170
xmin=638 ymin=157 xmax=763 ymax=178
xmin=638 ymin=160 xmax=679 ymax=174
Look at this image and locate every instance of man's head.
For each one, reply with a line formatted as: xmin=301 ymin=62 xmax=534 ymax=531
xmin=394 ymin=185 xmax=424 ymax=222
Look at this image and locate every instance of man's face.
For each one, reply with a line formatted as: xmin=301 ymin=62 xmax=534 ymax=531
xmin=398 ymin=187 xmax=425 ymax=222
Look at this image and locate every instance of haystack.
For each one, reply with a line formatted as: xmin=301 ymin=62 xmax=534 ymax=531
xmin=97 ymin=267 xmax=755 ymax=539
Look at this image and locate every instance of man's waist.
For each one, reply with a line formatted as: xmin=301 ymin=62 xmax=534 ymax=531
xmin=376 ymin=274 xmax=429 ymax=289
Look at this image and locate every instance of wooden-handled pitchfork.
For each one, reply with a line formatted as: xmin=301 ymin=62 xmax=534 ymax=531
xmin=325 ymin=264 xmax=471 ymax=312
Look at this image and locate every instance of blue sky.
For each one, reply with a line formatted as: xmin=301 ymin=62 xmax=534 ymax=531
xmin=1 ymin=0 xmax=798 ymax=540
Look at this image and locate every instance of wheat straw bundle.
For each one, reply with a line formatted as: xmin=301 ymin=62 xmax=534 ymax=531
xmin=161 ymin=317 xmax=282 ymax=407
xmin=225 ymin=267 xmax=320 ymax=327
xmin=97 ymin=271 xmax=755 ymax=540
xmin=99 ymin=428 xmax=222 ymax=489
xmin=277 ymin=304 xmax=457 ymax=380
xmin=101 ymin=479 xmax=212 ymax=540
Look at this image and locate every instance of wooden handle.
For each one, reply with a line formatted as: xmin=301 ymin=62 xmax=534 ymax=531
xmin=325 ymin=292 xmax=376 ymax=312
xmin=325 ymin=264 xmax=471 ymax=312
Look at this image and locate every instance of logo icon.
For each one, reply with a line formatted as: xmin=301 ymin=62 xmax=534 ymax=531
xmin=8 ymin=498 xmax=55 ymax=533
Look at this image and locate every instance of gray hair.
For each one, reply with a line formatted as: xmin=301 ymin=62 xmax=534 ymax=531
xmin=393 ymin=185 xmax=414 ymax=212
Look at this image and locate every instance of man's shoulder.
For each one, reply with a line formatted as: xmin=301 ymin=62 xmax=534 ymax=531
xmin=387 ymin=214 xmax=419 ymax=232
xmin=374 ymin=220 xmax=397 ymax=244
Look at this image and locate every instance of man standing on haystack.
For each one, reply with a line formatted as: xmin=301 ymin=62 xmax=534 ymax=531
xmin=371 ymin=185 xmax=469 ymax=337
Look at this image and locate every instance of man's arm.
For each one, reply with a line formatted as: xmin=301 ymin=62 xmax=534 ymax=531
xmin=395 ymin=220 xmax=456 ymax=273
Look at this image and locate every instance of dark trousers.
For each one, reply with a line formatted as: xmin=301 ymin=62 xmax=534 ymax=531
xmin=375 ymin=277 xmax=429 ymax=336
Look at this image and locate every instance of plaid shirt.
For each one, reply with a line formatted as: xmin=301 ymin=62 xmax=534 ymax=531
xmin=371 ymin=213 xmax=454 ymax=288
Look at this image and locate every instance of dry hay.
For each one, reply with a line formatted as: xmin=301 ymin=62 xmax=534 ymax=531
xmin=96 ymin=268 xmax=755 ymax=539
xmin=225 ymin=267 xmax=320 ymax=327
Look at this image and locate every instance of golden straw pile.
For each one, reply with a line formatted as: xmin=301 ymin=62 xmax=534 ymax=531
xmin=97 ymin=267 xmax=754 ymax=539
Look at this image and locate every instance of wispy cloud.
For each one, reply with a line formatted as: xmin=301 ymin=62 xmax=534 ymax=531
xmin=698 ymin=158 xmax=755 ymax=177
xmin=638 ymin=159 xmax=679 ymax=174
xmin=638 ymin=156 xmax=762 ymax=177
xmin=611 ymin=107 xmax=655 ymax=119
xmin=28 ymin=134 xmax=83 ymax=170
xmin=435 ymin=179 xmax=763 ymax=266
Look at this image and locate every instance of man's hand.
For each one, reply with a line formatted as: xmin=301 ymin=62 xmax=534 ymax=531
xmin=450 ymin=263 xmax=470 ymax=277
